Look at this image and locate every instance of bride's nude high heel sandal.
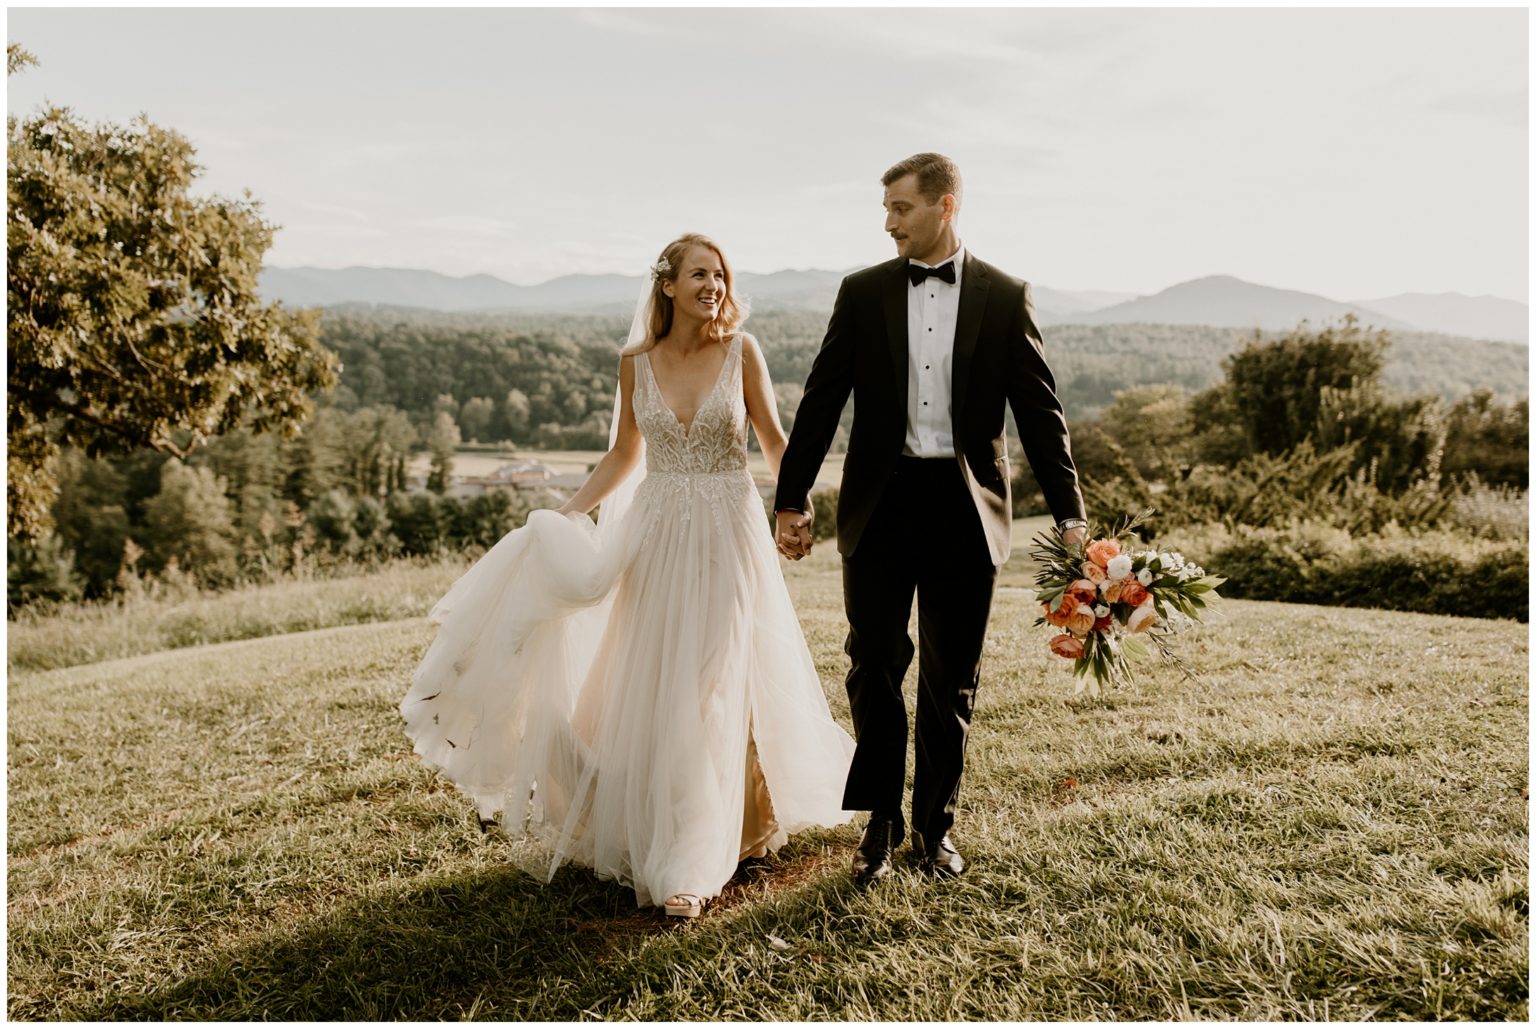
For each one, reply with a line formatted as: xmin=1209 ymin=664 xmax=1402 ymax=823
xmin=664 ymin=893 xmax=706 ymax=919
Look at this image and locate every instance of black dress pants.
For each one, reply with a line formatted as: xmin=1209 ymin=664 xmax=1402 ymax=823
xmin=840 ymin=456 xmax=997 ymax=843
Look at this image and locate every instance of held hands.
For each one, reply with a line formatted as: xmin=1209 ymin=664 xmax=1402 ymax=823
xmin=774 ymin=508 xmax=814 ymax=561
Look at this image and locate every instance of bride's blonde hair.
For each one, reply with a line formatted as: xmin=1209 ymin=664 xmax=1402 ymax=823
xmin=622 ymin=233 xmax=748 ymax=355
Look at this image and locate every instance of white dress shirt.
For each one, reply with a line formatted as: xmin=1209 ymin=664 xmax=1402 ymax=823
xmin=904 ymin=243 xmax=964 ymax=458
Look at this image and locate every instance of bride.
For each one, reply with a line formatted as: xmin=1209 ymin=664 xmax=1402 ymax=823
xmin=400 ymin=233 xmax=855 ymax=918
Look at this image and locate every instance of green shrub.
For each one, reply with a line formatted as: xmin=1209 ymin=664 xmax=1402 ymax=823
xmin=7 ymin=534 xmax=84 ymax=613
xmin=1206 ymin=532 xmax=1313 ymax=602
xmin=1163 ymin=521 xmax=1526 ymax=621
xmin=808 ymin=486 xmax=839 ymax=542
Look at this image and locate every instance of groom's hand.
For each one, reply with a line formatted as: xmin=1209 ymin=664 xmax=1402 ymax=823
xmin=775 ymin=509 xmax=814 ymax=561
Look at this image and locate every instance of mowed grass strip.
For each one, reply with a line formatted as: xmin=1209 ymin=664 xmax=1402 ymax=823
xmin=6 ymin=557 xmax=474 ymax=674
xmin=7 ymin=564 xmax=1527 ymax=1020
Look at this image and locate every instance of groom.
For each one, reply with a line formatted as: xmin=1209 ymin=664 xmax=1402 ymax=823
xmin=774 ymin=153 xmax=1088 ymax=885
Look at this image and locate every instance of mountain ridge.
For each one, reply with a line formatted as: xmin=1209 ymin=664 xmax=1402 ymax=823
xmin=258 ymin=265 xmax=1528 ymax=343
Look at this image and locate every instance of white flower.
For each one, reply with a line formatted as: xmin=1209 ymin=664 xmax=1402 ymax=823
xmin=1093 ymin=604 xmax=1110 ymax=618
xmin=1126 ymin=602 xmax=1159 ymax=634
xmin=650 ymin=256 xmax=672 ymax=282
xmin=1106 ymin=555 xmax=1133 ymax=580
xmin=1136 ymin=567 xmax=1153 ymax=586
xmin=1163 ymin=552 xmax=1185 ymax=572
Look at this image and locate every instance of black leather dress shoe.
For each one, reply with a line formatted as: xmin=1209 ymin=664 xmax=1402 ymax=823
xmin=912 ymin=831 xmax=965 ymax=879
xmin=852 ymin=813 xmax=903 ymax=886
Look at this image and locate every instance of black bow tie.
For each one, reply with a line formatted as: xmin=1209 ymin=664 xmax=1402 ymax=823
xmin=908 ymin=261 xmax=956 ymax=287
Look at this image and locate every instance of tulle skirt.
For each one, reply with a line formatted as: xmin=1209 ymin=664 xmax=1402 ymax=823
xmin=401 ymin=468 xmax=855 ymax=907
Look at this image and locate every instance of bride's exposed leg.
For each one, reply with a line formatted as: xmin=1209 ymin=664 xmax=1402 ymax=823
xmin=739 ymin=724 xmax=780 ymax=861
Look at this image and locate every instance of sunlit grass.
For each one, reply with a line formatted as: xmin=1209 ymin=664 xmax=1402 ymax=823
xmin=7 ymin=558 xmax=471 ymax=673
xmin=7 ymin=548 xmax=1526 ymax=1019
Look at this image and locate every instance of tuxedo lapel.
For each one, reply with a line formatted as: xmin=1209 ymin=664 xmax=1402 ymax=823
xmin=950 ymin=253 xmax=989 ymax=424
xmin=883 ymin=260 xmax=909 ymax=396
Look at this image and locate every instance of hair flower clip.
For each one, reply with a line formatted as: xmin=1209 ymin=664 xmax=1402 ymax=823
xmin=649 ymin=256 xmax=672 ymax=283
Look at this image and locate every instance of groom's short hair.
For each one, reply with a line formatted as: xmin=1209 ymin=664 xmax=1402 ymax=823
xmin=882 ymin=153 xmax=962 ymax=206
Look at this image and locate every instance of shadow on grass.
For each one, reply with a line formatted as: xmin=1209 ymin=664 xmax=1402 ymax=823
xmin=70 ymin=833 xmax=861 ymax=1021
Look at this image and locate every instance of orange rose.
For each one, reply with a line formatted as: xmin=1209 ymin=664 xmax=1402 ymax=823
xmin=1118 ymin=580 xmax=1150 ymax=608
xmin=1067 ymin=609 xmax=1096 ymax=635
xmin=1068 ymin=579 xmax=1099 ymax=606
xmin=1081 ymin=561 xmax=1107 ymax=584
xmin=1101 ymin=581 xmax=1123 ymax=605
xmin=1042 ymin=593 xmax=1078 ymax=627
xmin=1049 ymin=634 xmax=1085 ymax=659
xmin=1094 ymin=614 xmax=1113 ymax=632
xmin=1086 ymin=538 xmax=1121 ymax=568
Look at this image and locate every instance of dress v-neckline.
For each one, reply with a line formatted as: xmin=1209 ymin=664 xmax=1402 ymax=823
xmin=647 ymin=338 xmax=735 ymax=439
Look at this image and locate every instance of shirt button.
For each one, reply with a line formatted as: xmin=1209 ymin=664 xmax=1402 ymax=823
xmin=925 ymin=365 xmax=930 ymax=370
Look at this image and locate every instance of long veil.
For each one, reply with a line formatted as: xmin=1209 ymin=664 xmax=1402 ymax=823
xmin=592 ymin=275 xmax=652 ymax=539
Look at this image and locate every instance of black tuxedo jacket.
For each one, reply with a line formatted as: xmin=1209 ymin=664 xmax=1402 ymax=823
xmin=774 ymin=251 xmax=1085 ymax=565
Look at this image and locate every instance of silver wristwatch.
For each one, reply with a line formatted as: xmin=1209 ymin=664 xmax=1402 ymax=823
xmin=1058 ymin=518 xmax=1088 ymax=531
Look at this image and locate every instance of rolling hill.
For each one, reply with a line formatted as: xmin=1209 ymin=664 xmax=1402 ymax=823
xmin=259 ymin=266 xmax=1528 ymax=344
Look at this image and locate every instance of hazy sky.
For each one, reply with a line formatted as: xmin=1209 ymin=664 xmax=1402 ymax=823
xmin=7 ymin=6 xmax=1528 ymax=301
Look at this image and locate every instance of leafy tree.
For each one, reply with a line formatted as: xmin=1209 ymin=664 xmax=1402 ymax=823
xmin=329 ymin=405 xmax=415 ymax=498
xmin=449 ymin=491 xmax=522 ymax=549
xmin=1094 ymin=383 xmax=1196 ymax=481
xmin=351 ymin=495 xmax=394 ymax=558
xmin=8 ymin=43 xmax=38 ymax=76
xmin=459 ymin=396 xmax=496 ymax=443
xmin=1441 ymin=390 xmax=1528 ymax=488
xmin=503 ymin=388 xmax=531 ymax=441
xmin=140 ymin=460 xmax=239 ymax=586
xmin=196 ymin=426 xmax=286 ymax=543
xmin=388 ymin=493 xmax=450 ymax=555
xmin=7 ymin=55 xmax=338 ymax=538
xmin=7 ymin=532 xmax=83 ymax=612
xmin=1219 ymin=316 xmax=1389 ymax=457
xmin=1315 ymin=386 xmax=1446 ymax=494
xmin=51 ymin=449 xmax=131 ymax=596
xmin=307 ymin=488 xmax=360 ymax=557
xmin=426 ymin=411 xmax=460 ymax=494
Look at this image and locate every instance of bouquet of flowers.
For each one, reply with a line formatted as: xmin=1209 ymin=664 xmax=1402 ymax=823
xmin=1031 ymin=510 xmax=1224 ymax=691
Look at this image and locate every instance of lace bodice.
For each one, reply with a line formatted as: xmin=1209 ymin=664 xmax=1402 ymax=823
xmin=634 ymin=335 xmax=749 ymax=476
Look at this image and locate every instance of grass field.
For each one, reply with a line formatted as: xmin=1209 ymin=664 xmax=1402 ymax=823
xmin=7 ymin=523 xmax=1528 ymax=1019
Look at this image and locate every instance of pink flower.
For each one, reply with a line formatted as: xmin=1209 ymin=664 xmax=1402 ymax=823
xmin=1086 ymin=538 xmax=1121 ymax=568
xmin=1049 ymin=634 xmax=1085 ymax=659
xmin=1081 ymin=561 xmax=1107 ymax=584
xmin=1067 ymin=609 xmax=1097 ymax=635
xmin=1067 ymin=579 xmax=1099 ymax=606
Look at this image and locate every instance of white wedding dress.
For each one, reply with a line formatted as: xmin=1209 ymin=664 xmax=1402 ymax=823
xmin=401 ymin=334 xmax=854 ymax=907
